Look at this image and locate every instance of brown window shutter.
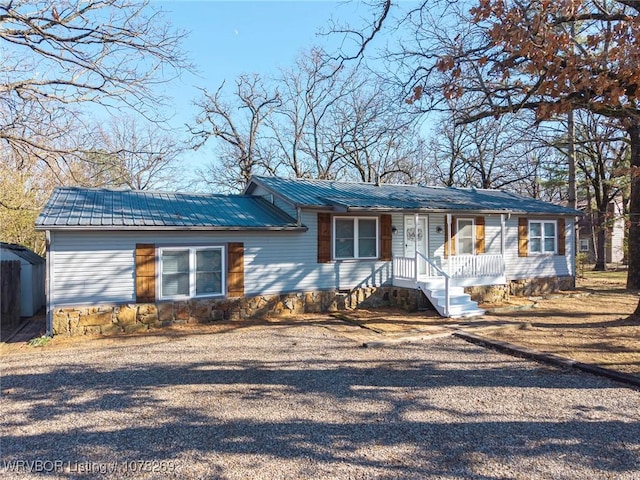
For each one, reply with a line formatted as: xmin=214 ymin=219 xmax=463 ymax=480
xmin=444 ymin=216 xmax=457 ymax=257
xmin=518 ymin=218 xmax=528 ymax=257
xmin=135 ymin=244 xmax=156 ymax=303
xmin=475 ymin=216 xmax=486 ymax=254
xmin=227 ymin=242 xmax=245 ymax=297
xmin=317 ymin=213 xmax=331 ymax=263
xmin=557 ymin=218 xmax=566 ymax=256
xmin=380 ymin=214 xmax=393 ymax=261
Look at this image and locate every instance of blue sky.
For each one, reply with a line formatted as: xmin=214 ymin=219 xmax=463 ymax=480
xmin=145 ymin=1 xmax=429 ymax=185
xmin=153 ymin=1 xmax=376 ymax=169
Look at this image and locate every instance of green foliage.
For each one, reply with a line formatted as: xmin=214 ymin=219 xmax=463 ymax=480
xmin=0 ymin=161 xmax=47 ymax=254
xmin=27 ymin=335 xmax=51 ymax=347
xmin=576 ymin=252 xmax=589 ymax=278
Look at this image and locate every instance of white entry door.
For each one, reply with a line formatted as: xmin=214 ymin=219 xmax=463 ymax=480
xmin=404 ymin=216 xmax=429 ymax=275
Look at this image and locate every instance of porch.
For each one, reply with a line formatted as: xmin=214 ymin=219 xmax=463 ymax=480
xmin=392 ymin=254 xmax=506 ymax=288
xmin=392 ymin=253 xmax=506 ymax=318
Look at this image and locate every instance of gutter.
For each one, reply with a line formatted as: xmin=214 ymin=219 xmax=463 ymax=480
xmin=35 ymin=225 xmax=309 ymax=232
xmin=342 ymin=207 xmax=577 ymax=216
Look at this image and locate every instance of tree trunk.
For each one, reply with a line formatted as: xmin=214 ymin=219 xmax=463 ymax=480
xmin=593 ymin=209 xmax=607 ymax=271
xmin=626 ymin=124 xmax=640 ymax=315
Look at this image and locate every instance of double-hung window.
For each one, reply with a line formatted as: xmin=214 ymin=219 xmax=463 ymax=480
xmin=529 ymin=221 xmax=556 ymax=254
xmin=579 ymin=238 xmax=589 ymax=252
xmin=160 ymin=246 xmax=225 ymax=299
xmin=456 ymin=218 xmax=475 ymax=255
xmin=334 ymin=217 xmax=378 ymax=259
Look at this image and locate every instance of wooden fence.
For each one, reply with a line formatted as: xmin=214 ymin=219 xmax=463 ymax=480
xmin=1 ymin=260 xmax=21 ymax=334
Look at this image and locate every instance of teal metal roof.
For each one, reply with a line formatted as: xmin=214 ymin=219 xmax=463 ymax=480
xmin=248 ymin=176 xmax=581 ymax=215
xmin=36 ymin=187 xmax=303 ymax=230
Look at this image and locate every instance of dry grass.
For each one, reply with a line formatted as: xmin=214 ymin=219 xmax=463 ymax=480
xmin=482 ymin=268 xmax=640 ymax=375
xmin=4 ymin=268 xmax=639 ymax=378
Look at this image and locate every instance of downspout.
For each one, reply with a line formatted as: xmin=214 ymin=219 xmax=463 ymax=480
xmin=296 ymin=206 xmax=302 ymax=227
xmin=414 ymin=212 xmax=419 ymax=283
xmin=45 ymin=230 xmax=52 ymax=337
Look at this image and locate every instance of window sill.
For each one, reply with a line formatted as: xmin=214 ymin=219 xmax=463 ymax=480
xmin=159 ymin=293 xmax=226 ymax=302
xmin=333 ymin=258 xmax=381 ymax=263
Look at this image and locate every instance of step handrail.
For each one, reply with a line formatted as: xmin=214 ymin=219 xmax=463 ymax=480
xmin=416 ymin=252 xmax=450 ymax=316
xmin=416 ymin=252 xmax=450 ymax=279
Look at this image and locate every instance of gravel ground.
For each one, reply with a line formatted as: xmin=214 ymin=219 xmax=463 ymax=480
xmin=1 ymin=324 xmax=639 ymax=480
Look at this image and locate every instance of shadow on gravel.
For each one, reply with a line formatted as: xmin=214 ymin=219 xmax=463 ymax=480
xmin=2 ymin=335 xmax=639 ymax=479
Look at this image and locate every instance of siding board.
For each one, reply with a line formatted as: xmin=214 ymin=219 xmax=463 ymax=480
xmin=48 ymin=211 xmax=576 ymax=307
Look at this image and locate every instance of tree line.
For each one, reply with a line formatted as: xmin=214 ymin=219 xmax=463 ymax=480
xmin=0 ymin=0 xmax=634 ymax=295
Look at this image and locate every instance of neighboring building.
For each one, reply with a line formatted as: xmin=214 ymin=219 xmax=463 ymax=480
xmin=0 ymin=242 xmax=46 ymax=317
xmin=36 ymin=176 xmax=580 ymax=336
xmin=577 ymin=197 xmax=625 ymax=264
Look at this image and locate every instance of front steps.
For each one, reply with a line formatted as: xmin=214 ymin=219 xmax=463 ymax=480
xmin=417 ymin=278 xmax=485 ymax=318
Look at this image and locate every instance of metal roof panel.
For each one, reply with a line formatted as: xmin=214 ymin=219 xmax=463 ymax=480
xmin=36 ymin=188 xmax=301 ymax=230
xmin=250 ymin=176 xmax=581 ymax=215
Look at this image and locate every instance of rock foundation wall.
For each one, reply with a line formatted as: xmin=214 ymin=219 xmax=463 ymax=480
xmin=52 ymin=286 xmax=432 ymax=336
xmin=465 ymin=275 xmax=576 ymax=303
xmin=52 ymin=275 xmax=574 ymax=336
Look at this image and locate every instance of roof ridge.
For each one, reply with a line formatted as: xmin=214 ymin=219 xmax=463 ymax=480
xmin=52 ymin=186 xmax=256 ymax=199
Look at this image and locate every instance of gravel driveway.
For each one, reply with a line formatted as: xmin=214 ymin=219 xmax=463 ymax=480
xmin=2 ymin=323 xmax=639 ymax=479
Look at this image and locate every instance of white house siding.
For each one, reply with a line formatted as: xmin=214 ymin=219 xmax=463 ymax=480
xmin=390 ymin=213 xmax=405 ymax=258
xmin=503 ymin=216 xmax=575 ymax=280
xmin=249 ymin=184 xmax=298 ymax=219
xmin=394 ymin=213 xmax=574 ymax=281
xmin=426 ymin=214 xmax=503 ymax=259
xmin=610 ymin=202 xmax=625 ymax=263
xmin=49 ymin=209 xmax=392 ymax=307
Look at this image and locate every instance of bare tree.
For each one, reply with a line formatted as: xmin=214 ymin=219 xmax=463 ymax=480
xmin=0 ymin=0 xmax=188 ymax=165
xmin=573 ymin=113 xmax=630 ymax=271
xmin=336 ymin=82 xmax=425 ymax=184
xmin=94 ymin=116 xmax=188 ymax=190
xmin=271 ymin=49 xmax=357 ymax=180
xmin=333 ymin=0 xmax=640 ymax=310
xmin=267 ymin=48 xmax=427 ymax=183
xmin=190 ymin=75 xmax=281 ymax=191
xmin=427 ymin=106 xmax=545 ymax=191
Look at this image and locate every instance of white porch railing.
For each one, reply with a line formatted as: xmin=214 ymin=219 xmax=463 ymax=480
xmin=441 ymin=254 xmax=505 ymax=278
xmin=392 ymin=254 xmax=505 ymax=280
xmin=393 ymin=256 xmax=416 ymax=280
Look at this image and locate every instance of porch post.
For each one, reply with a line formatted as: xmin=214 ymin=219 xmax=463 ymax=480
xmin=500 ymin=214 xmax=506 ymax=255
xmin=446 ymin=213 xmax=452 ymax=276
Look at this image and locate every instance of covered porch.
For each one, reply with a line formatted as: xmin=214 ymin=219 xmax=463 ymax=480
xmin=392 ymin=253 xmax=506 ymax=289
xmin=390 ymin=212 xmax=508 ymax=317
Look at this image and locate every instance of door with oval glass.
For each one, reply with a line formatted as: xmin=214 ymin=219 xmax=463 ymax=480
xmin=404 ymin=215 xmax=429 ymax=275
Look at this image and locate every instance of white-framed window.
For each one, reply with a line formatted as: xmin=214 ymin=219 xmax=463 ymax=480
xmin=159 ymin=246 xmax=225 ymax=300
xmin=334 ymin=216 xmax=378 ymax=260
xmin=456 ymin=218 xmax=475 ymax=255
xmin=529 ymin=220 xmax=556 ymax=254
xmin=579 ymin=238 xmax=590 ymax=252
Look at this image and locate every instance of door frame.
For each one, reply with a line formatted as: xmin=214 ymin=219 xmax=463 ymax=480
xmin=404 ymin=215 xmax=429 ymax=273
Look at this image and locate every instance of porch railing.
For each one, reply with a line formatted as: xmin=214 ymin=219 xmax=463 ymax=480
xmin=441 ymin=254 xmax=505 ymax=278
xmin=392 ymin=254 xmax=505 ymax=280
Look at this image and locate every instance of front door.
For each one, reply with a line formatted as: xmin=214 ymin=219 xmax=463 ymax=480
xmin=404 ymin=215 xmax=428 ymax=275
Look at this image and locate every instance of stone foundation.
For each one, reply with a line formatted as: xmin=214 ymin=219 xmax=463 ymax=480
xmin=51 ymin=286 xmax=432 ymax=336
xmin=465 ymin=275 xmax=576 ymax=303
xmin=51 ymin=276 xmax=575 ymax=336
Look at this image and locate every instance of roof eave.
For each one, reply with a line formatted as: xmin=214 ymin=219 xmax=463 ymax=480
xmin=342 ymin=206 xmax=580 ymax=215
xmin=247 ymin=176 xmax=331 ymax=210
xmin=35 ymin=225 xmax=309 ymax=232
